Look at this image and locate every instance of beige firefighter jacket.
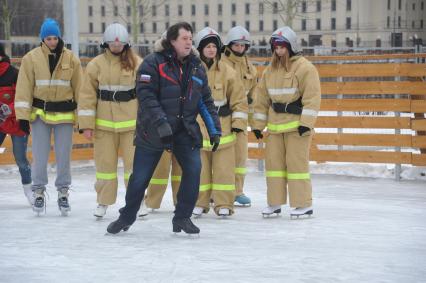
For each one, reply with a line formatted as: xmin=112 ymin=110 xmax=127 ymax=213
xmin=15 ymin=43 xmax=82 ymax=124
xmin=252 ymin=55 xmax=321 ymax=134
xmin=198 ymin=59 xmax=248 ymax=151
xmin=78 ymin=50 xmax=142 ymax=133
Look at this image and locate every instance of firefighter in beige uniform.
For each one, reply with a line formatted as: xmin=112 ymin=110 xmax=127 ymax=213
xmin=252 ymin=27 xmax=321 ymax=217
xmin=222 ymin=26 xmax=258 ymax=206
xmin=192 ymin=27 xmax=248 ymax=217
xmin=14 ymin=18 xmax=82 ymax=216
xmin=78 ymin=23 xmax=142 ymax=218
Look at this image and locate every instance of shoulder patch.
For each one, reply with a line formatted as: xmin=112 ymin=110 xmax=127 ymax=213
xmin=139 ymin=74 xmax=151 ymax=83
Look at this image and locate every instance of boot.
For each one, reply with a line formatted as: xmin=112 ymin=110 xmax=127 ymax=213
xmin=94 ymin=204 xmax=108 ymax=218
xmin=57 ymin=187 xmax=71 ymax=216
xmin=192 ymin=206 xmax=204 ymax=217
xmin=235 ymin=194 xmax=251 ymax=207
xmin=32 ymin=188 xmax=46 ymax=215
xmin=107 ymin=218 xmax=131 ymax=234
xmin=172 ymin=217 xmax=200 ymax=234
xmin=23 ymin=183 xmax=34 ymax=206
xmin=218 ymin=208 xmax=231 ymax=216
xmin=290 ymin=206 xmax=313 ymax=218
xmin=261 ymin=205 xmax=281 ymax=217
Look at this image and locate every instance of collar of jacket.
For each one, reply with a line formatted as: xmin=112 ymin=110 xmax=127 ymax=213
xmin=104 ymin=49 xmax=121 ymax=63
xmin=154 ymin=38 xmax=202 ymax=66
xmin=224 ymin=46 xmax=246 ymax=64
xmin=40 ymin=40 xmax=64 ymax=57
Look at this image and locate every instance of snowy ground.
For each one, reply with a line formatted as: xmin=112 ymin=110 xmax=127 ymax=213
xmin=0 ymin=163 xmax=425 ymax=283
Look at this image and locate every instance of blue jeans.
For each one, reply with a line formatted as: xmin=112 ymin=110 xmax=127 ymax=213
xmin=119 ymin=130 xmax=201 ymax=225
xmin=0 ymin=132 xmax=32 ymax=185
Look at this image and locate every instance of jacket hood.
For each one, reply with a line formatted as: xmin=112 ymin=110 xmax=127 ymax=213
xmin=154 ymin=38 xmax=200 ymax=58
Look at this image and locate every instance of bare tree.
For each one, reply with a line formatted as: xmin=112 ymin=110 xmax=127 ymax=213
xmin=0 ymin=0 xmax=19 ymax=40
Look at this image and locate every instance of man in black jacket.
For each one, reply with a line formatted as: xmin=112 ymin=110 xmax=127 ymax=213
xmin=107 ymin=22 xmax=221 ymax=235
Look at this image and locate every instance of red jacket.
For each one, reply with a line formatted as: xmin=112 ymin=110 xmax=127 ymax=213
xmin=0 ymin=57 xmax=26 ymax=136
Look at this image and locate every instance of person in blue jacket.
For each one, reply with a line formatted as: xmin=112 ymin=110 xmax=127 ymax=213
xmin=107 ymin=22 xmax=221 ymax=235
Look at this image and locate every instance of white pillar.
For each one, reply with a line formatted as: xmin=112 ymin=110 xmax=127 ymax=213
xmin=63 ymin=0 xmax=79 ymax=57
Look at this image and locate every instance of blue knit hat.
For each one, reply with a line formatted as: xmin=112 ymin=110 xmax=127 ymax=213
xmin=39 ymin=18 xmax=61 ymax=40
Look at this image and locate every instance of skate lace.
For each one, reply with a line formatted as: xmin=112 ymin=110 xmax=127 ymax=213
xmin=35 ymin=190 xmax=49 ymax=214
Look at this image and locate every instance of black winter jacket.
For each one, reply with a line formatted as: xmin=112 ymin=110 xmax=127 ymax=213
xmin=134 ymin=41 xmax=221 ymax=150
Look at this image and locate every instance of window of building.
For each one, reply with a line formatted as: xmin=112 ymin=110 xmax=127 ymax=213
xmin=218 ymin=21 xmax=223 ymax=32
xmin=205 ymin=21 xmax=209 ymax=27
xmin=102 ymin=22 xmax=106 ymax=32
xmin=152 ymin=22 xmax=157 ymax=33
xmin=114 ymin=6 xmax=118 ymax=16
xmin=259 ymin=3 xmax=264 ymax=14
xmin=152 ymin=5 xmax=156 ymax=16
xmin=191 ymin=4 xmax=196 ymax=16
xmin=302 ymin=1 xmax=307 ymax=13
xmin=388 ymin=0 xmax=391 ymax=10
xmin=127 ymin=24 xmax=131 ymax=33
xmin=316 ymin=18 xmax=321 ymax=30
xmin=346 ymin=17 xmax=351 ymax=29
xmin=422 ymin=1 xmax=424 ymax=10
xmin=246 ymin=3 xmax=250 ymax=14
xmin=273 ymin=2 xmax=278 ymax=13
xmin=88 ymin=6 xmax=93 ymax=17
xmin=331 ymin=18 xmax=336 ymax=30
xmin=412 ymin=21 xmax=415 ymax=28
xmin=127 ymin=6 xmax=131 ymax=17
xmin=232 ymin=21 xmax=236 ymax=27
xmin=346 ymin=0 xmax=351 ymax=11
xmin=412 ymin=3 xmax=416 ymax=10
xmin=332 ymin=40 xmax=336 ymax=47
xmin=204 ymin=4 xmax=209 ymax=15
xmin=398 ymin=16 xmax=401 ymax=27
xmin=89 ymin=22 xmax=93 ymax=33
xmin=232 ymin=3 xmax=236 ymax=15
xmin=387 ymin=16 xmax=390 ymax=28
xmin=140 ymin=23 xmax=144 ymax=33
xmin=191 ymin=21 xmax=196 ymax=31
xmin=301 ymin=19 xmax=306 ymax=31
xmin=101 ymin=6 xmax=105 ymax=17
xmin=317 ymin=1 xmax=321 ymax=12
xmin=218 ymin=4 xmax=222 ymax=15
xmin=259 ymin=20 xmax=264 ymax=31
xmin=165 ymin=5 xmax=169 ymax=16
xmin=245 ymin=21 xmax=250 ymax=31
xmin=178 ymin=5 xmax=182 ymax=16
xmin=331 ymin=0 xmax=336 ymax=11
xmin=165 ymin=22 xmax=169 ymax=29
xmin=398 ymin=0 xmax=402 ymax=10
xmin=421 ymin=19 xmax=424 ymax=28
xmin=139 ymin=5 xmax=143 ymax=17
xmin=273 ymin=20 xmax=278 ymax=30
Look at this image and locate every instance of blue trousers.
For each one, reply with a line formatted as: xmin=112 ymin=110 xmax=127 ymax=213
xmin=0 ymin=132 xmax=31 ymax=185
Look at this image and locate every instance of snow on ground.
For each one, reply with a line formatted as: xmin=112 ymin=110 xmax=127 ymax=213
xmin=0 ymin=162 xmax=425 ymax=283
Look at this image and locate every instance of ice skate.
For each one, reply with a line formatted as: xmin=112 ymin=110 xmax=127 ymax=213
xmin=23 ymin=184 xmax=34 ymax=206
xmin=106 ymin=218 xmax=131 ymax=234
xmin=94 ymin=204 xmax=108 ymax=218
xmin=234 ymin=194 xmax=251 ymax=207
xmin=262 ymin=205 xmax=281 ymax=217
xmin=57 ymin=187 xmax=71 ymax=216
xmin=192 ymin=206 xmax=205 ymax=217
xmin=172 ymin=217 xmax=200 ymax=235
xmin=138 ymin=200 xmax=148 ymax=217
xmin=218 ymin=208 xmax=231 ymax=217
xmin=290 ymin=206 xmax=313 ymax=219
xmin=32 ymin=188 xmax=46 ymax=216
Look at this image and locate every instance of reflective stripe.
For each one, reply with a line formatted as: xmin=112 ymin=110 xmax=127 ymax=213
xmin=253 ymin=113 xmax=267 ymax=121
xmin=78 ymin=109 xmax=96 ymax=116
xmin=301 ymin=108 xmax=318 ymax=117
xmin=98 ymin=85 xmax=134 ymax=91
xmin=266 ymin=170 xmax=287 ymax=178
xmin=235 ymin=167 xmax=247 ymax=175
xmin=124 ymin=172 xmax=131 ymax=180
xmin=96 ymin=172 xmax=117 ymax=180
xmin=171 ymin=175 xmax=181 ymax=182
xmin=214 ymin=99 xmax=227 ymax=107
xmin=31 ymin=109 xmax=74 ymax=122
xmin=15 ymin=101 xmax=31 ymax=109
xmin=287 ymin=173 xmax=310 ymax=180
xmin=212 ymin=184 xmax=235 ymax=191
xmin=203 ymin=133 xmax=236 ymax=148
xmin=199 ymin=184 xmax=212 ymax=191
xmin=267 ymin=88 xmax=297 ymax=96
xmin=36 ymin=80 xmax=70 ymax=87
xmin=267 ymin=121 xmax=299 ymax=132
xmin=232 ymin=112 xmax=248 ymax=119
xmin=95 ymin=119 xmax=136 ymax=129
xmin=149 ymin=178 xmax=168 ymax=185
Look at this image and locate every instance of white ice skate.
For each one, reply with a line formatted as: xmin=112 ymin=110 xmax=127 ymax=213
xmin=290 ymin=206 xmax=313 ymax=218
xmin=218 ymin=208 xmax=231 ymax=217
xmin=94 ymin=204 xmax=108 ymax=218
xmin=32 ymin=188 xmax=46 ymax=216
xmin=262 ymin=205 xmax=282 ymax=217
xmin=23 ymin=184 xmax=34 ymax=206
xmin=192 ymin=206 xmax=204 ymax=217
xmin=138 ymin=201 xmax=148 ymax=217
xmin=57 ymin=188 xmax=71 ymax=216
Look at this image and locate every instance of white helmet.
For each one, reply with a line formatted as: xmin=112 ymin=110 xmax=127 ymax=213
xmin=194 ymin=27 xmax=222 ymax=50
xmin=103 ymin=23 xmax=129 ymax=45
xmin=270 ymin=26 xmax=300 ymax=54
xmin=225 ymin=26 xmax=250 ymax=46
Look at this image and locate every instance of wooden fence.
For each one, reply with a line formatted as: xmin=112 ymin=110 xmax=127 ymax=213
xmin=1 ymin=53 xmax=426 ymax=167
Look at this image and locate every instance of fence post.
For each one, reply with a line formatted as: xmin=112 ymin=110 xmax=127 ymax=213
xmin=337 ymin=61 xmax=343 ymax=151
xmin=395 ymin=69 xmax=401 ymax=181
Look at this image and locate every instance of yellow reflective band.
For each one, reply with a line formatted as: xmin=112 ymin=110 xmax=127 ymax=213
xmin=171 ymin=175 xmax=181 ymax=182
xmin=203 ymin=133 xmax=236 ymax=148
xmin=95 ymin=119 xmax=136 ymax=129
xmin=235 ymin=167 xmax=247 ymax=175
xmin=31 ymin=109 xmax=75 ymax=122
xmin=266 ymin=171 xmax=287 ymax=178
xmin=124 ymin=172 xmax=131 ymax=180
xmin=212 ymin=184 xmax=235 ymax=191
xmin=267 ymin=121 xmax=300 ymax=132
xmin=287 ymin=173 xmax=311 ymax=180
xmin=96 ymin=172 xmax=117 ymax=180
xmin=149 ymin=178 xmax=168 ymax=185
xmin=199 ymin=184 xmax=212 ymax=191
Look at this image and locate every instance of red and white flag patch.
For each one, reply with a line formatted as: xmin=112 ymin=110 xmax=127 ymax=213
xmin=140 ymin=74 xmax=151 ymax=83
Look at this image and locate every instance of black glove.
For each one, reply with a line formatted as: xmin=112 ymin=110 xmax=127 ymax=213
xmin=210 ymin=135 xmax=220 ymax=152
xmin=157 ymin=120 xmax=173 ymax=150
xmin=231 ymin=128 xmax=243 ymax=133
xmin=252 ymin=129 xmax=263 ymax=140
xmin=298 ymin=126 xmax=310 ymax=136
xmin=19 ymin=120 xmax=30 ymax=135
xmin=272 ymin=102 xmax=302 ymax=115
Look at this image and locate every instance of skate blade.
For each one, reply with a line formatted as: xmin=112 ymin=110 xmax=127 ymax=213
xmin=94 ymin=215 xmax=104 ymax=220
xmin=138 ymin=213 xmax=148 ymax=218
xmin=172 ymin=232 xmax=200 ymax=238
xmin=192 ymin=214 xmax=202 ymax=218
xmin=262 ymin=213 xmax=281 ymax=218
xmin=60 ymin=207 xmax=70 ymax=217
xmin=234 ymin=202 xmax=251 ymax=207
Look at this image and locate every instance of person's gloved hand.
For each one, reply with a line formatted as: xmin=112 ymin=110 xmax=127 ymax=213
xmin=210 ymin=135 xmax=220 ymax=152
xmin=19 ymin=120 xmax=30 ymax=135
xmin=157 ymin=120 xmax=173 ymax=151
xmin=252 ymin=129 xmax=263 ymax=140
xmin=231 ymin=128 xmax=243 ymax=133
xmin=298 ymin=126 xmax=310 ymax=137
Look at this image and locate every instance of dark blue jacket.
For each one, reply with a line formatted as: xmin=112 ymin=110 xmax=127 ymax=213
xmin=134 ymin=43 xmax=221 ymax=150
